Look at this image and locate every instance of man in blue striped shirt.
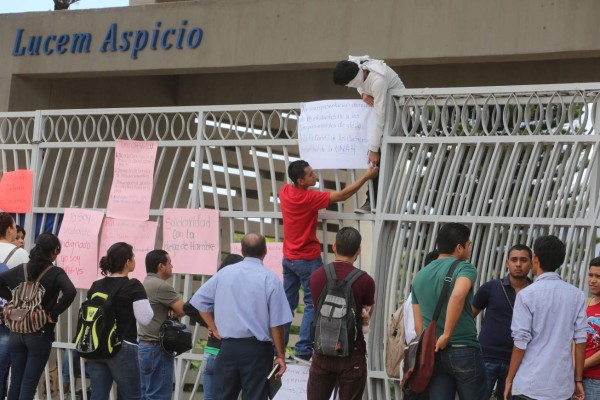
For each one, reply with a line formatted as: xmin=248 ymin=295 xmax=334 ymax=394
xmin=504 ymin=235 xmax=587 ymax=400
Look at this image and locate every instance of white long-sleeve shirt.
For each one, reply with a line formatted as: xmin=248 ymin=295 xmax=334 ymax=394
xmin=355 ymin=63 xmax=404 ymax=152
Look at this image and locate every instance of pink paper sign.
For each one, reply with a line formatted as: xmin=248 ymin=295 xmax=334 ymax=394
xmin=162 ymin=208 xmax=220 ymax=275
xmin=106 ymin=140 xmax=158 ymax=221
xmin=98 ymin=218 xmax=158 ymax=283
xmin=0 ymin=170 xmax=33 ymax=213
xmin=57 ymin=209 xmax=105 ymax=289
xmin=230 ymin=242 xmax=284 ymax=282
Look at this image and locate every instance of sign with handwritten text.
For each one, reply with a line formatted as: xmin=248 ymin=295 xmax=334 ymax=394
xmin=0 ymin=170 xmax=33 ymax=213
xmin=274 ymin=364 xmax=334 ymax=399
xmin=106 ymin=140 xmax=158 ymax=221
xmin=298 ymin=100 xmax=374 ymax=169
xmin=57 ymin=209 xmax=105 ymax=289
xmin=162 ymin=208 xmax=220 ymax=275
xmin=230 ymin=242 xmax=284 ymax=282
xmin=98 ymin=218 xmax=157 ymax=282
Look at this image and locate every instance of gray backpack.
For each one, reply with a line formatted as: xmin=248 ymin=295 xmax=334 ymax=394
xmin=312 ymin=263 xmax=365 ymax=357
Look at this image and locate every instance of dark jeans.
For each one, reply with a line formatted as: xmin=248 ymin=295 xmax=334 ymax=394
xmin=306 ymin=352 xmax=367 ymax=400
xmin=483 ymin=358 xmax=510 ymax=399
xmin=364 ymin=175 xmax=379 ymax=206
xmin=0 ymin=325 xmax=11 ymax=398
xmin=7 ymin=332 xmax=53 ymax=400
xmin=512 ymin=396 xmax=569 ymax=400
xmin=427 ymin=346 xmax=487 ymax=400
xmin=212 ymin=338 xmax=273 ymax=400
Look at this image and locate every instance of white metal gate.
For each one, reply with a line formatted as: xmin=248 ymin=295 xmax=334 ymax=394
xmin=0 ymin=83 xmax=598 ymax=399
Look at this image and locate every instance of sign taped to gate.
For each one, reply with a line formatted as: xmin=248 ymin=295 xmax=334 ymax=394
xmin=298 ymin=100 xmax=373 ymax=170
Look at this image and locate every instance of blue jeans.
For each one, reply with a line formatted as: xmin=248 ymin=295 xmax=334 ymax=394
xmin=427 ymin=346 xmax=487 ymax=400
xmin=483 ymin=358 xmax=510 ymax=399
xmin=200 ymin=353 xmax=217 ymax=400
xmin=0 ymin=326 xmax=11 ymax=398
xmin=88 ymin=342 xmax=142 ymax=400
xmin=584 ymin=378 xmax=600 ymax=400
xmin=283 ymin=257 xmax=322 ymax=357
xmin=7 ymin=332 xmax=53 ymax=400
xmin=138 ymin=342 xmax=174 ymax=400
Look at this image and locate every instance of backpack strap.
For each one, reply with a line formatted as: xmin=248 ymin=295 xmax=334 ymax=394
xmin=342 ymin=268 xmax=366 ymax=287
xmin=325 ymin=263 xmax=366 ymax=287
xmin=34 ymin=265 xmax=54 ymax=283
xmin=104 ymin=277 xmax=130 ymax=304
xmin=324 ymin=263 xmax=338 ymax=284
xmin=431 ymin=259 xmax=461 ymax=322
xmin=2 ymin=247 xmax=18 ymax=265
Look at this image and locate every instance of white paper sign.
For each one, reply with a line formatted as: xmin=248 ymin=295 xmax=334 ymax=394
xmin=274 ymin=364 xmax=334 ymax=399
xmin=298 ymin=100 xmax=373 ymax=170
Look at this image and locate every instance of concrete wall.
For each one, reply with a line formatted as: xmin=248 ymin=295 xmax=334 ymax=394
xmin=2 ymin=0 xmax=600 ymax=110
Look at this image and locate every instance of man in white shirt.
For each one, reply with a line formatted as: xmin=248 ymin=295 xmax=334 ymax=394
xmin=333 ymin=56 xmax=405 ymax=213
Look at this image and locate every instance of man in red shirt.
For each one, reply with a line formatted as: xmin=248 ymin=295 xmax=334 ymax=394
xmin=307 ymin=227 xmax=375 ymax=399
xmin=584 ymin=257 xmax=600 ymax=398
xmin=279 ymin=160 xmax=377 ymax=360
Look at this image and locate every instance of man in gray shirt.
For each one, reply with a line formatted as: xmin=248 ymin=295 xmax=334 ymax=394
xmin=138 ymin=250 xmax=185 ymax=400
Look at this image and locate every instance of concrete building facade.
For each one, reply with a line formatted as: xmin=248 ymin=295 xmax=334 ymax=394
xmin=2 ymin=0 xmax=600 ymax=111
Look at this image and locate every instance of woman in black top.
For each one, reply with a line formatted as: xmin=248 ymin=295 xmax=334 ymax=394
xmin=0 ymin=232 xmax=76 ymax=400
xmin=87 ymin=242 xmax=152 ymax=400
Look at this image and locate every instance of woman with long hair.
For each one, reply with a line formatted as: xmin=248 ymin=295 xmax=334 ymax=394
xmin=0 ymin=232 xmax=76 ymax=400
xmin=87 ymin=242 xmax=153 ymax=400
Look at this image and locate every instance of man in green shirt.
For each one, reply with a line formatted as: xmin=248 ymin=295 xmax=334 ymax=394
xmin=411 ymin=223 xmax=486 ymax=399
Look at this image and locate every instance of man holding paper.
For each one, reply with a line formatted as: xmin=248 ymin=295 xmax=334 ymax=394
xmin=333 ymin=55 xmax=404 ymax=213
xmin=279 ymin=160 xmax=377 ymax=361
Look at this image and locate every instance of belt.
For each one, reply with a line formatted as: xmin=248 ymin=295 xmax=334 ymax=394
xmin=139 ymin=340 xmax=159 ymax=345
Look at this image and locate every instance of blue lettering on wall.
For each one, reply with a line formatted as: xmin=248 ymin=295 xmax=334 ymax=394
xmin=12 ymin=20 xmax=204 ymax=59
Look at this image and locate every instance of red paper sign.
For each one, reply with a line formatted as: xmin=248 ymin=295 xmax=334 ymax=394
xmin=0 ymin=170 xmax=33 ymax=213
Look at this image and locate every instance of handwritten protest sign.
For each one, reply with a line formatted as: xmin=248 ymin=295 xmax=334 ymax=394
xmin=298 ymin=100 xmax=374 ymax=170
xmin=57 ymin=209 xmax=104 ymax=289
xmin=98 ymin=218 xmax=157 ymax=282
xmin=274 ymin=364 xmax=333 ymax=399
xmin=230 ymin=242 xmax=283 ymax=282
xmin=162 ymin=208 xmax=220 ymax=275
xmin=106 ymin=140 xmax=158 ymax=221
xmin=0 ymin=170 xmax=33 ymax=213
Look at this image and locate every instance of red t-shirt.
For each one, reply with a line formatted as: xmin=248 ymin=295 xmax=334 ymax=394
xmin=309 ymin=262 xmax=376 ymax=354
xmin=279 ymin=184 xmax=330 ymax=260
xmin=585 ymin=302 xmax=600 ymax=379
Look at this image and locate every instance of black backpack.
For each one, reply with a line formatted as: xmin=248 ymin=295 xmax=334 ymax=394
xmin=312 ymin=263 xmax=365 ymax=357
xmin=75 ymin=278 xmax=128 ymax=359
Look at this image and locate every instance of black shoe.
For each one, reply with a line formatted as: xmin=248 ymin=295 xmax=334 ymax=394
xmin=296 ymin=353 xmax=312 ymax=361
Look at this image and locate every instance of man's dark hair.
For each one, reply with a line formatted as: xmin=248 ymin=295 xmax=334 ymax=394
xmin=288 ymin=160 xmax=310 ymax=185
xmin=241 ymin=233 xmax=267 ymax=258
xmin=507 ymin=244 xmax=532 ymax=260
xmin=146 ymin=249 xmax=169 ymax=274
xmin=590 ymin=256 xmax=600 ymax=268
xmin=436 ymin=223 xmax=470 ymax=254
xmin=333 ymin=60 xmax=359 ymax=86
xmin=219 ymin=254 xmax=244 ymax=271
xmin=335 ymin=227 xmax=362 ymax=257
xmin=533 ymin=235 xmax=565 ymax=272
xmin=424 ymin=250 xmax=439 ymax=267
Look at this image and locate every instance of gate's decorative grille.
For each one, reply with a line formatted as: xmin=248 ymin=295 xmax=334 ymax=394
xmin=0 ymin=104 xmax=368 ymax=400
xmin=368 ymin=83 xmax=600 ymax=400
